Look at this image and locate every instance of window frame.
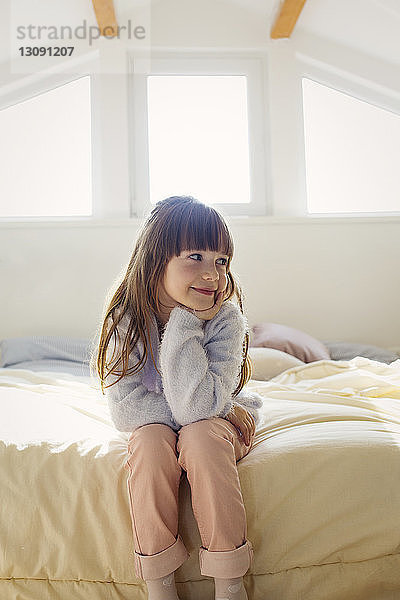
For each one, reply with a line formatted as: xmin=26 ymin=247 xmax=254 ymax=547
xmin=128 ymin=52 xmax=270 ymax=218
xmin=296 ymin=53 xmax=400 ymax=218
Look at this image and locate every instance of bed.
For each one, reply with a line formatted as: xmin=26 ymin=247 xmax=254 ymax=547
xmin=1 ymin=335 xmax=400 ymax=600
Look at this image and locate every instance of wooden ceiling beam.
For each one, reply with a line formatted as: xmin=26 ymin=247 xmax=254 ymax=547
xmin=92 ymin=0 xmax=118 ymax=37
xmin=270 ymin=0 xmax=307 ymax=39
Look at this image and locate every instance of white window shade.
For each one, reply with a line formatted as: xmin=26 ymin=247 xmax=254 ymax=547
xmin=302 ymin=77 xmax=400 ymax=215
xmin=0 ymin=75 xmax=92 ymax=218
xmin=147 ymin=75 xmax=251 ymax=206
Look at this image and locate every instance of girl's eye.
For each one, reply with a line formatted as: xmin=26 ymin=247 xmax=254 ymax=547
xmin=189 ymin=253 xmax=228 ymax=266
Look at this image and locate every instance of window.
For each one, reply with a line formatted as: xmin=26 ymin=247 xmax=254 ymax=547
xmin=302 ymin=77 xmax=400 ymax=215
xmin=147 ymin=75 xmax=251 ymax=206
xmin=0 ymin=76 xmax=92 ymax=219
xmin=131 ymin=56 xmax=268 ymax=217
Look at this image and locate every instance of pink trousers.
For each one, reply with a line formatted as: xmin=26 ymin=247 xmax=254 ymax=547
xmin=124 ymin=416 xmax=255 ymax=581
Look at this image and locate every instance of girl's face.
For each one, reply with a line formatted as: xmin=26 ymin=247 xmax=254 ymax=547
xmin=157 ymin=249 xmax=229 ymax=323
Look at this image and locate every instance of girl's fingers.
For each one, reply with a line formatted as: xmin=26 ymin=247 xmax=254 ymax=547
xmin=245 ymin=415 xmax=255 ymax=443
xmin=225 ymin=406 xmax=255 ymax=444
xmin=215 ymin=290 xmax=225 ymax=306
xmin=232 ymin=418 xmax=246 ymax=442
xmin=194 ymin=290 xmax=225 ymax=320
xmin=213 ymin=293 xmax=222 ymax=310
xmin=247 ymin=413 xmax=255 ymax=432
xmin=250 ymin=420 xmax=255 ymax=436
xmin=241 ymin=419 xmax=250 ymax=443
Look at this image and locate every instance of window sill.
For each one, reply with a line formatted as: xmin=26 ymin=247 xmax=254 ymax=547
xmin=1 ymin=214 xmax=400 ymax=228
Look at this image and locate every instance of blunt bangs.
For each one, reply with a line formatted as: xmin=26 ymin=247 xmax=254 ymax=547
xmin=166 ymin=202 xmax=233 ymax=259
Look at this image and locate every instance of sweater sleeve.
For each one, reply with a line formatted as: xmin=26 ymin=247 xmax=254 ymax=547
xmin=104 ymin=324 xmax=178 ymax=433
xmin=233 ymin=390 xmax=264 ymax=427
xmin=158 ymin=300 xmax=246 ymax=426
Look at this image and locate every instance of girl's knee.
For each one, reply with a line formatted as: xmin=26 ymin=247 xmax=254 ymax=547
xmin=130 ymin=422 xmax=172 ymax=436
xmin=178 ymin=417 xmax=232 ymax=449
xmin=128 ymin=423 xmax=177 ymax=455
xmin=179 ymin=417 xmax=214 ymax=436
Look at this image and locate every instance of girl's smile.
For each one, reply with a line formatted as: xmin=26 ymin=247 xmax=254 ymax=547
xmin=156 ymin=249 xmax=229 ymax=324
xmin=191 ymin=287 xmax=216 ymax=295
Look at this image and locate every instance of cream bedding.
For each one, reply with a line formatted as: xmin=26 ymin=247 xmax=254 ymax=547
xmin=1 ymin=357 xmax=400 ymax=600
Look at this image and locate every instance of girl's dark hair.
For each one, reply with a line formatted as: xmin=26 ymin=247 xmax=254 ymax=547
xmin=91 ymin=196 xmax=252 ymax=396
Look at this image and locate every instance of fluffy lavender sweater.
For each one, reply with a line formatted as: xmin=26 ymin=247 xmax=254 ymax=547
xmin=105 ymin=300 xmax=263 ymax=432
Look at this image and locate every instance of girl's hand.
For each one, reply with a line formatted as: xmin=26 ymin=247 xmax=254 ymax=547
xmin=224 ymin=405 xmax=256 ymax=445
xmin=179 ymin=290 xmax=225 ymax=321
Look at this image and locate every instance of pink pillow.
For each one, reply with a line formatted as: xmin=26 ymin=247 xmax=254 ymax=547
xmin=250 ymin=323 xmax=331 ymax=363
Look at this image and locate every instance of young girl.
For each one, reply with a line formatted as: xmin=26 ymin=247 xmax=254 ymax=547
xmin=94 ymin=196 xmax=263 ymax=600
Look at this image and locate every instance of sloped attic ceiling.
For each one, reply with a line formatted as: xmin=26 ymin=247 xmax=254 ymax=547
xmin=91 ymin=0 xmax=290 ymax=38
xmin=96 ymin=0 xmax=400 ymax=64
xmin=1 ymin=0 xmax=400 ymax=65
xmin=296 ymin=0 xmax=400 ymax=64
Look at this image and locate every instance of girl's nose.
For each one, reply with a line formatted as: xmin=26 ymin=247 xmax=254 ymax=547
xmin=202 ymin=269 xmax=218 ymax=280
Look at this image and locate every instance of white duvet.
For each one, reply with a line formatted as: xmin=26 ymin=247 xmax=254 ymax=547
xmin=1 ymin=356 xmax=400 ymax=600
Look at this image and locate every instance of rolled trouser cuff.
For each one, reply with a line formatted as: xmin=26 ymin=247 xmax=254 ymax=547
xmin=199 ymin=539 xmax=254 ymax=579
xmin=134 ymin=534 xmax=189 ymax=581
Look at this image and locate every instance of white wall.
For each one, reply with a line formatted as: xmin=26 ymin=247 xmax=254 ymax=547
xmin=1 ymin=0 xmax=400 ymax=348
xmin=2 ymin=216 xmax=399 ymax=348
